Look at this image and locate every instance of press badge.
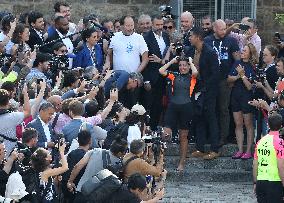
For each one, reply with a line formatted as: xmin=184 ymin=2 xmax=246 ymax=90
xmin=220 ymin=52 xmax=229 ymax=60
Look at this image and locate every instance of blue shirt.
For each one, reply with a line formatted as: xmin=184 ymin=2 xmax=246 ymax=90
xmin=205 ymin=35 xmax=239 ymax=80
xmin=229 ymin=60 xmax=256 ymax=92
xmin=25 ymin=68 xmax=51 ymax=86
xmin=104 ymin=70 xmax=130 ymax=98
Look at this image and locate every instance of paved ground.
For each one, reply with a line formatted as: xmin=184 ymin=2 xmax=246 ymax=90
xmin=162 ymin=181 xmax=256 ymax=203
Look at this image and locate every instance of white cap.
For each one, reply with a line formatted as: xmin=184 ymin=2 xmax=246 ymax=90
xmin=131 ymin=104 xmax=146 ymax=116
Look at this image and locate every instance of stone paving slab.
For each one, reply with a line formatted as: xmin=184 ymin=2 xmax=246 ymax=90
xmin=165 ymin=144 xmax=254 ymax=158
xmin=162 ymin=182 xmax=256 ymax=203
xmin=165 ymin=156 xmax=253 ymax=170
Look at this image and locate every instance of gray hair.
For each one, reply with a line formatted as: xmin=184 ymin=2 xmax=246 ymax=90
xmin=138 ymin=14 xmax=151 ymax=23
xmin=129 ymin=72 xmax=143 ymax=86
xmin=39 ymin=102 xmax=54 ymax=112
xmin=83 ymin=66 xmax=97 ymax=80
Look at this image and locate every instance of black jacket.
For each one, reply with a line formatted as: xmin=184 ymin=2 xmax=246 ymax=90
xmin=143 ymin=30 xmax=170 ymax=86
xmin=198 ymin=43 xmax=220 ymax=98
xmin=27 ymin=28 xmax=44 ymax=51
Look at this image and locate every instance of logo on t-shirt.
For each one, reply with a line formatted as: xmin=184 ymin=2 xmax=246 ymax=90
xmin=126 ymin=42 xmax=134 ymax=53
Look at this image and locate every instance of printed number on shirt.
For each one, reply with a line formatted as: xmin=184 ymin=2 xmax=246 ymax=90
xmin=258 ymin=148 xmax=270 ymax=156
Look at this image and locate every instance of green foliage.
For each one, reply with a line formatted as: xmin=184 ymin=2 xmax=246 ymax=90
xmin=275 ymin=13 xmax=284 ymax=25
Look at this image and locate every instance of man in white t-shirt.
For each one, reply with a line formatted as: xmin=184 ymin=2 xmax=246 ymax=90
xmin=104 ymin=16 xmax=149 ymax=73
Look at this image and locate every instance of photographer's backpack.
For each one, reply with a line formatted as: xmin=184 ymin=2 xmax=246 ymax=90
xmin=102 ymin=122 xmax=129 ymax=150
xmin=81 ymin=169 xmax=122 ymax=203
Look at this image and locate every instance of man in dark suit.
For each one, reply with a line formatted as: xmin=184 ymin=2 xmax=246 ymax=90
xmin=27 ymin=102 xmax=56 ymax=149
xmin=189 ymin=27 xmax=220 ymax=160
xmin=44 ymin=16 xmax=74 ymax=56
xmin=142 ymin=15 xmax=170 ymax=130
xmin=27 ymin=11 xmax=45 ymax=51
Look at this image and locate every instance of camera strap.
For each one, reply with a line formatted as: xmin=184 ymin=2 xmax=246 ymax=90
xmin=123 ymin=156 xmax=139 ymax=172
xmin=51 ymin=113 xmax=60 ymax=131
xmin=0 ymin=134 xmax=17 ymax=142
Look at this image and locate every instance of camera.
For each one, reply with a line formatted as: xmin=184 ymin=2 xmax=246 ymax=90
xmin=172 ymin=42 xmax=183 ymax=57
xmin=239 ymin=24 xmax=250 ymax=31
xmin=49 ymin=54 xmax=70 ymax=74
xmin=254 ymin=67 xmax=266 ymax=85
xmin=143 ymin=127 xmax=165 ymax=165
xmin=159 ymin=5 xmax=174 ymax=19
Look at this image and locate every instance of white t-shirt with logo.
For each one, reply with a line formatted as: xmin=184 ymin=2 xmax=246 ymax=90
xmin=109 ymin=31 xmax=148 ymax=73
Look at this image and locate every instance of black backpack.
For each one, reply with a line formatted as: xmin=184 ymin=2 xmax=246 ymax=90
xmin=81 ymin=169 xmax=122 ymax=203
xmin=102 ymin=122 xmax=129 ymax=150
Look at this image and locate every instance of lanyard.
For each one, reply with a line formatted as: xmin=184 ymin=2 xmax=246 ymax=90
xmin=213 ymin=40 xmax=222 ymax=65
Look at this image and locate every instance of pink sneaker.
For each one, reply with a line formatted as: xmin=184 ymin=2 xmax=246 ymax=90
xmin=241 ymin=153 xmax=252 ymax=160
xmin=232 ymin=151 xmax=243 ymax=159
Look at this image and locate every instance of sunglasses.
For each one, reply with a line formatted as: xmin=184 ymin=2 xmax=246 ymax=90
xmin=163 ymin=26 xmax=173 ymax=30
xmin=59 ymin=49 xmax=68 ymax=53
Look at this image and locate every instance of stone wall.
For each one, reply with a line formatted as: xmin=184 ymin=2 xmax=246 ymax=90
xmin=0 ymin=0 xmax=170 ymax=23
xmin=0 ymin=0 xmax=282 ymax=46
xmin=257 ymin=0 xmax=284 ymax=45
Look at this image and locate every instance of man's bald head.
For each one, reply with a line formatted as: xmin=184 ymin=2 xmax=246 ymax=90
xmin=47 ymin=95 xmax=62 ymax=112
xmin=180 ymin=11 xmax=194 ymax=32
xmin=213 ymin=19 xmax=226 ymax=39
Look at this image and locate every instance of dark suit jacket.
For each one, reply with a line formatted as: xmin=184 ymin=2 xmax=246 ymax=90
xmin=198 ymin=43 xmax=220 ymax=100
xmin=143 ymin=31 xmax=170 ymax=86
xmin=43 ymin=31 xmax=74 ymax=54
xmin=27 ymin=117 xmax=56 ymax=148
xmin=27 ymin=28 xmax=44 ymax=51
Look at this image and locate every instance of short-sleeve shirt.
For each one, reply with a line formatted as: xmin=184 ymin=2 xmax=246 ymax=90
xmin=0 ymin=112 xmax=24 ymax=156
xmin=76 ymin=149 xmax=119 ymax=192
xmin=109 ymin=32 xmax=148 ymax=73
xmin=229 ymin=60 xmax=255 ymax=92
xmin=204 ymin=35 xmax=239 ymax=80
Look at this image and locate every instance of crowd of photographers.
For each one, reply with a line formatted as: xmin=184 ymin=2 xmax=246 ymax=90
xmin=0 ymin=1 xmax=284 ymax=202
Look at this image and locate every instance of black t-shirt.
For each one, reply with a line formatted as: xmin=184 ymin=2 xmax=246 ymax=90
xmin=105 ymin=186 xmax=141 ymax=203
xmin=204 ymin=34 xmax=239 ymax=80
xmin=62 ymin=148 xmax=86 ymax=185
xmin=0 ymin=167 xmax=9 ymax=196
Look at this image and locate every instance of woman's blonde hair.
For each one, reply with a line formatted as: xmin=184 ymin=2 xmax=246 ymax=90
xmin=246 ymin=43 xmax=259 ymax=66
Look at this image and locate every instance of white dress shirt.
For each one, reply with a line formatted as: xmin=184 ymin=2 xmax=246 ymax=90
xmin=153 ymin=32 xmax=166 ymax=56
xmin=56 ymin=29 xmax=74 ymax=68
xmin=39 ymin=116 xmax=51 ymax=147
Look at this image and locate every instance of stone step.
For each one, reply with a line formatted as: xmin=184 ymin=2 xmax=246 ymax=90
xmin=165 ymin=156 xmax=253 ymax=170
xmin=162 ymin=182 xmax=256 ymax=203
xmin=165 ymin=168 xmax=253 ymax=182
xmin=164 ymin=143 xmax=254 ymax=157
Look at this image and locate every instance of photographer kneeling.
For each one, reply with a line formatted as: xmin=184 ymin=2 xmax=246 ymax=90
xmin=123 ymin=139 xmax=166 ymax=191
xmin=107 ymin=173 xmax=164 ymax=203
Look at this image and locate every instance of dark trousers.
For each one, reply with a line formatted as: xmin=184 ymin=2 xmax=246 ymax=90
xmin=196 ymin=95 xmax=219 ymax=152
xmin=141 ymin=82 xmax=164 ymax=131
xmin=256 ymin=181 xmax=284 ymax=203
xmin=217 ymin=79 xmax=232 ymax=141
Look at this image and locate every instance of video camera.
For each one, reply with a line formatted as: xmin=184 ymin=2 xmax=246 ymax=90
xmin=254 ymin=66 xmax=266 ymax=85
xmin=172 ymin=42 xmax=184 ymax=57
xmin=49 ymin=54 xmax=70 ymax=74
xmin=159 ymin=5 xmax=174 ymax=19
xmin=143 ymin=127 xmax=165 ymax=165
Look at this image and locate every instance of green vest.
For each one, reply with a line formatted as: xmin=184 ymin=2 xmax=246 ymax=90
xmin=257 ymin=134 xmax=281 ymax=181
